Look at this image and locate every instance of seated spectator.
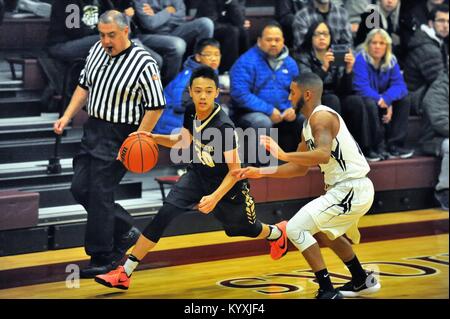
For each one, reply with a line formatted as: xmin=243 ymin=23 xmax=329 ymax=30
xmin=153 ymin=38 xmax=221 ymax=135
xmin=17 ymin=0 xmax=51 ymax=17
xmin=353 ymin=28 xmax=413 ymax=161
xmin=343 ymin=0 xmax=371 ymax=34
xmin=292 ymin=0 xmax=353 ymax=53
xmin=409 ymin=0 xmax=448 ymax=29
xmin=296 ymin=21 xmax=358 ymax=114
xmin=102 ymin=0 xmax=163 ymax=69
xmin=195 ymin=0 xmax=249 ymax=74
xmin=275 ymin=0 xmax=308 ymax=48
xmin=355 ymin=0 xmax=409 ymax=61
xmin=47 ymin=0 xmax=105 ymax=62
xmin=133 ymin=0 xmax=214 ymax=84
xmin=403 ymin=4 xmax=449 ymax=115
xmin=276 ymin=0 xmax=346 ymax=47
xmin=230 ymin=22 xmax=301 ymax=166
xmin=419 ymin=70 xmax=449 ymax=211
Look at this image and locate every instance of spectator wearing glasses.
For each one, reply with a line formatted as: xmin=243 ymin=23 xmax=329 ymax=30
xmin=292 ymin=0 xmax=353 ymax=53
xmin=153 ymin=38 xmax=222 ymax=135
xmin=296 ymin=21 xmax=357 ymax=115
xmin=404 ymin=4 xmax=449 ymax=115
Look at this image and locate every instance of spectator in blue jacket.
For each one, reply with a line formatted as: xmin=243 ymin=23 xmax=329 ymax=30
xmin=133 ymin=0 xmax=214 ymax=84
xmin=153 ymin=38 xmax=221 ymax=135
xmin=353 ymin=28 xmax=413 ymax=162
xmin=230 ymin=22 xmax=301 ymax=166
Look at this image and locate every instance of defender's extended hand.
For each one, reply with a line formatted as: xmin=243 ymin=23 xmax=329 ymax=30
xmin=260 ymin=135 xmax=287 ymax=161
xmin=231 ymin=167 xmax=262 ymax=180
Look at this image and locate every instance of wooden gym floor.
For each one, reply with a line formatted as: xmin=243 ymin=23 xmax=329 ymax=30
xmin=0 ymin=209 xmax=448 ymax=299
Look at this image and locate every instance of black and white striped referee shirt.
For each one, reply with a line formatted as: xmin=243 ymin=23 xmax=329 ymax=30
xmin=78 ymin=41 xmax=166 ymax=126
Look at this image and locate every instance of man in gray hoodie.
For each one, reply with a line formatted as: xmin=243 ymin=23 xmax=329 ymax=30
xmin=133 ymin=0 xmax=214 ymax=84
xmin=420 ymin=70 xmax=449 ymax=211
xmin=403 ymin=4 xmax=449 ymax=114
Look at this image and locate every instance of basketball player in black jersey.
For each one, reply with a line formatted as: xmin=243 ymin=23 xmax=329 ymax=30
xmin=95 ymin=66 xmax=287 ymax=290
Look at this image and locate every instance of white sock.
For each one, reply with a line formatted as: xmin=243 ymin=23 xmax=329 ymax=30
xmin=267 ymin=225 xmax=282 ymax=240
xmin=123 ymin=255 xmax=140 ymax=277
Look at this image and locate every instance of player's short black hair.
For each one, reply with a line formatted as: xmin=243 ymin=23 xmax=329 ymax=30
xmin=293 ymin=72 xmax=323 ymax=94
xmin=194 ymin=38 xmax=221 ymax=55
xmin=189 ymin=65 xmax=219 ymax=88
xmin=428 ymin=4 xmax=449 ymax=22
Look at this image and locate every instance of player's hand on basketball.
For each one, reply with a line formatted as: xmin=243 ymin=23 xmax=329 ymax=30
xmin=129 ymin=131 xmax=153 ymax=138
xmin=231 ymin=167 xmax=262 ymax=180
xmin=198 ymin=194 xmax=219 ymax=214
xmin=53 ymin=115 xmax=70 ymax=135
xmin=260 ymin=135 xmax=287 ymax=161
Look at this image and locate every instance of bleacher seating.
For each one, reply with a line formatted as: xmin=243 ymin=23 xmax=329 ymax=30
xmin=0 ymin=0 xmax=443 ymax=257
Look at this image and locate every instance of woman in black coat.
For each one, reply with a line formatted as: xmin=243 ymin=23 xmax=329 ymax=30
xmin=295 ymin=21 xmax=357 ymax=115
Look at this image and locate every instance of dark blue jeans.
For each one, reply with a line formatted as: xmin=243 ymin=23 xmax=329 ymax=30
xmin=48 ymin=35 xmax=99 ymax=62
xmin=139 ymin=17 xmax=213 ymax=84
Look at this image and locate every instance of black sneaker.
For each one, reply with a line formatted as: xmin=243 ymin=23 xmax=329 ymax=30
xmin=388 ymin=146 xmax=414 ymax=159
xmin=315 ymin=289 xmax=344 ymax=299
xmin=114 ymin=227 xmax=141 ymax=256
xmin=337 ymin=272 xmax=381 ymax=297
xmin=365 ymin=151 xmax=381 ymax=162
xmin=80 ymin=254 xmax=119 ymax=279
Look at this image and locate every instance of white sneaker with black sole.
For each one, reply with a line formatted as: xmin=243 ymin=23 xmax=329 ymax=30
xmin=337 ymin=272 xmax=381 ymax=297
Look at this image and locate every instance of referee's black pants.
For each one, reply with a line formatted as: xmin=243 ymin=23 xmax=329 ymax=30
xmin=70 ymin=117 xmax=137 ymax=258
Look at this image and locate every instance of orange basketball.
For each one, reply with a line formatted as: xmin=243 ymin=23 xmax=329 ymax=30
xmin=119 ymin=133 xmax=159 ymax=174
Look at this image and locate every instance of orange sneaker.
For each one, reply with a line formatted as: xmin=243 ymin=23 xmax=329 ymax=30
xmin=269 ymin=221 xmax=288 ymax=260
xmin=95 ymin=265 xmax=130 ymax=290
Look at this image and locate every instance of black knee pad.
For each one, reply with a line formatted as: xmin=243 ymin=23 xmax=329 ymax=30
xmin=142 ymin=202 xmax=184 ymax=243
xmin=224 ymin=221 xmax=263 ymax=238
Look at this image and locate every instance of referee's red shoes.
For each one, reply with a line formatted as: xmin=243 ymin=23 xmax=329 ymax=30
xmin=95 ymin=266 xmax=130 ymax=290
xmin=269 ymin=221 xmax=288 ymax=260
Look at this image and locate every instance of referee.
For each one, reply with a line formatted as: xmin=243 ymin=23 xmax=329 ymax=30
xmin=53 ymin=10 xmax=165 ymax=278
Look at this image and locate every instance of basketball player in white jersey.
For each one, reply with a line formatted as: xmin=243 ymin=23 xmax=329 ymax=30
xmin=232 ymin=72 xmax=381 ymax=299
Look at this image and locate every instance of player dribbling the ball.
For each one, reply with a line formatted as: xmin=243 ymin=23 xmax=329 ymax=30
xmin=95 ymin=66 xmax=289 ymax=290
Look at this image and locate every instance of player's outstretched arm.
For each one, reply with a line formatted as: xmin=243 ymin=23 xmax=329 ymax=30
xmin=232 ymin=140 xmax=309 ymax=180
xmin=263 ymin=111 xmax=337 ymax=167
